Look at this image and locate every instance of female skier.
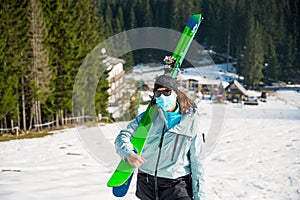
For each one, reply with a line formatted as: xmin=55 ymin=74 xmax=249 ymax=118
xmin=115 ymin=75 xmax=205 ymax=200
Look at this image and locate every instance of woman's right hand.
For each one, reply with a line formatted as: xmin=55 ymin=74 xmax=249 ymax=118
xmin=127 ymin=153 xmax=146 ymax=168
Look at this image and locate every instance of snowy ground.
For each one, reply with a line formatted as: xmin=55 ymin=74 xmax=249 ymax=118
xmin=0 ymin=90 xmax=299 ymax=200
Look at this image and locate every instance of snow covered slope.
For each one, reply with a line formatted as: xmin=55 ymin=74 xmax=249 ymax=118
xmin=0 ymin=91 xmax=299 ymax=200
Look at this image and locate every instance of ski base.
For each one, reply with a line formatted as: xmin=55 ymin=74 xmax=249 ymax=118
xmin=112 ymin=173 xmax=133 ymax=197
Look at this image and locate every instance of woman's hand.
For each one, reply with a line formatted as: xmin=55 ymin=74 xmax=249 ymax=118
xmin=127 ymin=153 xmax=146 ymax=168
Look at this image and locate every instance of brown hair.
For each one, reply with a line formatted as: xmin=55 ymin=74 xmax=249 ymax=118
xmin=177 ymin=90 xmax=197 ymax=114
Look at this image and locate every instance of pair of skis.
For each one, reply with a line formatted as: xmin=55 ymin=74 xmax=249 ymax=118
xmin=107 ymin=13 xmax=203 ymax=197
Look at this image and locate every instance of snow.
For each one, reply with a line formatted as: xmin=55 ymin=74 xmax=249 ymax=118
xmin=246 ymin=90 xmax=262 ymax=97
xmin=127 ymin=63 xmax=240 ymax=85
xmin=125 ymin=64 xmax=165 ymax=83
xmin=1 ymin=90 xmax=300 ymax=200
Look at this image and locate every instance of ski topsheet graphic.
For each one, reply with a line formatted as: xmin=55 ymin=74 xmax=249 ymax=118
xmin=107 ymin=13 xmax=203 ymax=197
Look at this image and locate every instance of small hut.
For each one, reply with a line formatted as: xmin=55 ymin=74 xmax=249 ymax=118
xmin=225 ymin=80 xmax=247 ymax=102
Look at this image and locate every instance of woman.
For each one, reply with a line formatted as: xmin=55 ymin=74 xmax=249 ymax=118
xmin=115 ymin=75 xmax=205 ymax=200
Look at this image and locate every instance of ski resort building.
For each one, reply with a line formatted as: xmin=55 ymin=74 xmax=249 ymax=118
xmin=104 ymin=55 xmax=126 ymax=119
xmin=225 ymin=80 xmax=248 ymax=102
xmin=177 ymin=67 xmax=222 ymax=100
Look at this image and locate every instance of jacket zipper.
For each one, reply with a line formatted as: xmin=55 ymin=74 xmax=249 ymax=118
xmin=154 ymin=124 xmax=166 ymax=200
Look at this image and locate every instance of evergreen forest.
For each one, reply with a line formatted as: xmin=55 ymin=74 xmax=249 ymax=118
xmin=0 ymin=0 xmax=299 ymax=132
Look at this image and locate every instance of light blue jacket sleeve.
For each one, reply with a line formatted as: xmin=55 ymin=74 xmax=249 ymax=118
xmin=114 ymin=113 xmax=144 ymax=160
xmin=190 ymin=113 xmax=205 ymax=200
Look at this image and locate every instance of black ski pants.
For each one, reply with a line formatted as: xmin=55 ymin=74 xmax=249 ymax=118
xmin=136 ymin=171 xmax=193 ymax=200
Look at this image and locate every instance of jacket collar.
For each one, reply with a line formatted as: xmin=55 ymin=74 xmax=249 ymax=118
xmin=157 ymin=106 xmax=197 ymax=138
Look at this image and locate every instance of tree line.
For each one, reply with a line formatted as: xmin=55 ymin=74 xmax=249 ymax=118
xmin=0 ymin=0 xmax=110 ymax=133
xmin=99 ymin=0 xmax=299 ymax=86
xmin=0 ymin=0 xmax=299 ymax=132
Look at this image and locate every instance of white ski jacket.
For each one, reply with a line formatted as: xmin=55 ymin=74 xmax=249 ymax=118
xmin=115 ymin=105 xmax=205 ymax=199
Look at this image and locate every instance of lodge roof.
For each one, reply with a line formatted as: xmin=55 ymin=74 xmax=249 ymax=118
xmin=225 ymin=80 xmax=247 ymax=95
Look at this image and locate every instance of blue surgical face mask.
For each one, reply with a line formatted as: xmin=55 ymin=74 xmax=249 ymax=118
xmin=155 ymin=93 xmax=177 ymax=111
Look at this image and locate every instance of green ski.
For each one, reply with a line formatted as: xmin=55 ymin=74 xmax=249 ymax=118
xmin=107 ymin=14 xmax=203 ymax=190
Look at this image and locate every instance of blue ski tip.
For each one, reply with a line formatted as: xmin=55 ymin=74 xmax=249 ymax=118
xmin=187 ymin=14 xmax=202 ymax=31
xmin=112 ymin=173 xmax=133 ymax=197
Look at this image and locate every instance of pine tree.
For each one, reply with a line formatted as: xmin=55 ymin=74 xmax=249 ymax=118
xmin=115 ymin=6 xmax=124 ymax=33
xmin=282 ymin=33 xmax=297 ymax=82
xmin=129 ymin=6 xmax=137 ymax=29
xmin=264 ymin=37 xmax=280 ymax=83
xmin=170 ymin=0 xmax=181 ymax=31
xmin=242 ymin=14 xmax=264 ymax=88
xmin=104 ymin=3 xmax=113 ymax=36
xmin=25 ymin=0 xmax=51 ymax=131
xmin=95 ymin=66 xmax=110 ymax=118
xmin=142 ymin=0 xmax=153 ymax=27
xmin=232 ymin=0 xmax=247 ymax=72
